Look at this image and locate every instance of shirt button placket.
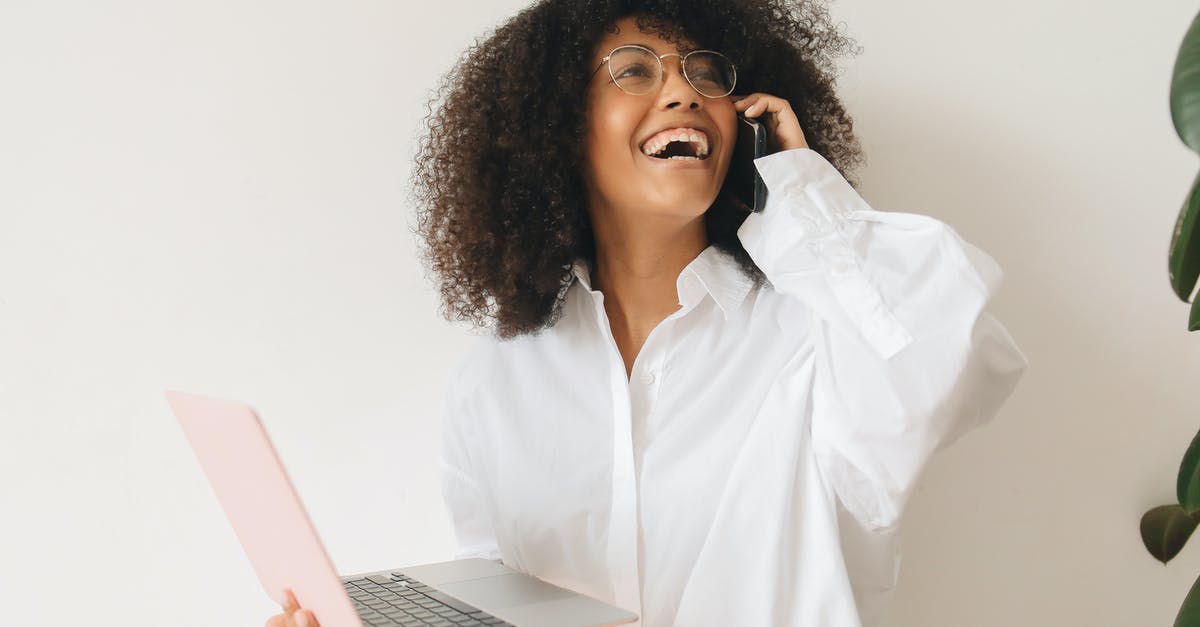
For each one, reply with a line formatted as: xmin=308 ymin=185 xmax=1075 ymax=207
xmin=627 ymin=318 xmax=673 ymax=619
xmin=632 ymin=338 xmax=667 ymax=438
xmin=593 ymin=295 xmax=645 ymax=617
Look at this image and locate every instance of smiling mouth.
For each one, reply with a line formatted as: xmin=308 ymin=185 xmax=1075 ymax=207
xmin=646 ymin=143 xmax=708 ymax=160
xmin=651 ymin=152 xmax=706 ymax=161
xmin=640 ymin=148 xmax=713 ymax=167
xmin=640 ymin=128 xmax=711 ymax=161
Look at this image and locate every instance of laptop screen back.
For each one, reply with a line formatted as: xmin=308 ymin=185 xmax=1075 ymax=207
xmin=166 ymin=390 xmax=363 ymax=627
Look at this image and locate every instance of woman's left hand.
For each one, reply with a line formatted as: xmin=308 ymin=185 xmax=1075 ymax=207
xmin=732 ymin=93 xmax=809 ymax=153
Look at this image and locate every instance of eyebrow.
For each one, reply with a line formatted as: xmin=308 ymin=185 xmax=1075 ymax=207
xmin=602 ymin=42 xmax=696 ymax=59
xmin=634 ymin=43 xmax=665 ymax=54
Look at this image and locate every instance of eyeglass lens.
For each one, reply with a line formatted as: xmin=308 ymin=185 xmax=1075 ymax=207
xmin=608 ymin=46 xmax=735 ymax=98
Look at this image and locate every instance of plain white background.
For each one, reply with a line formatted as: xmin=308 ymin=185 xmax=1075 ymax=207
xmin=2 ymin=0 xmax=1198 ymax=625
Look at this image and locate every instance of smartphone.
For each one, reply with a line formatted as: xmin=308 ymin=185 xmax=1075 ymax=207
xmin=726 ymin=113 xmax=769 ymax=213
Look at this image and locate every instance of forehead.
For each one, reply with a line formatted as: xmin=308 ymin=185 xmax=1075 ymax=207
xmin=593 ymin=16 xmax=699 ymax=59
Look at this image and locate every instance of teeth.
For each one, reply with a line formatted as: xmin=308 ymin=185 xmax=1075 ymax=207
xmin=641 ymin=128 xmax=709 ymax=159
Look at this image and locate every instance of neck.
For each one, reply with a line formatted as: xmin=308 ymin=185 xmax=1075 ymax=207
xmin=589 ymin=211 xmax=708 ymax=331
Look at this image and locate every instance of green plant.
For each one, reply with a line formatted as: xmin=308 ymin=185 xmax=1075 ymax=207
xmin=1141 ymin=9 xmax=1200 ymax=627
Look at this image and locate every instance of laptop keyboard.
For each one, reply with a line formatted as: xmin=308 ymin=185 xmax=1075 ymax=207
xmin=343 ymin=572 xmax=514 ymax=627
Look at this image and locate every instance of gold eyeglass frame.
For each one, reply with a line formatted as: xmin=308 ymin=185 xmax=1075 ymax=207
xmin=589 ymin=43 xmax=738 ymax=99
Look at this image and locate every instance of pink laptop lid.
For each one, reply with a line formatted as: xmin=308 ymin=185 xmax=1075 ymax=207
xmin=166 ymin=390 xmax=364 ymax=627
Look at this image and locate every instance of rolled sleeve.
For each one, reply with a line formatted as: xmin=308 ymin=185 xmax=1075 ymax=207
xmin=737 ymin=148 xmax=1028 ymax=531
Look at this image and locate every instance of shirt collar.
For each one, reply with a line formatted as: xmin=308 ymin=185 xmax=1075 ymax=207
xmin=570 ymin=244 xmax=755 ymax=321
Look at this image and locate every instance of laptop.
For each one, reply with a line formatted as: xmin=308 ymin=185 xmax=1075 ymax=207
xmin=166 ymin=390 xmax=639 ymax=627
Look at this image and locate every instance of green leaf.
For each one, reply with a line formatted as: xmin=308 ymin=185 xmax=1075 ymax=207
xmin=1191 ymin=293 xmax=1200 ymax=331
xmin=1142 ymin=504 xmax=1200 ymax=564
xmin=1176 ymin=570 xmax=1200 ymax=627
xmin=1181 ymin=425 xmax=1200 ymax=510
xmin=1170 ymin=170 xmax=1200 ymax=303
xmin=1172 ymin=10 xmax=1200 ymax=151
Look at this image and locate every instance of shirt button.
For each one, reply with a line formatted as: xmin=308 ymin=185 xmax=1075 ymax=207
xmin=831 ymin=259 xmax=853 ymax=275
xmin=640 ymin=371 xmax=657 ymax=385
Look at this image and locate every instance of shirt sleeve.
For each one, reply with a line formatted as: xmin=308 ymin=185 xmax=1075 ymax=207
xmin=736 ymin=147 xmax=1029 ymax=533
xmin=439 ymin=356 xmax=503 ymax=561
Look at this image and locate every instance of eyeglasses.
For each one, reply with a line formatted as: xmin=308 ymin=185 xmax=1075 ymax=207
xmin=590 ymin=44 xmax=737 ymax=99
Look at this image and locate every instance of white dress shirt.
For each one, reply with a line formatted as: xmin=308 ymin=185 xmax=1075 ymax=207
xmin=438 ymin=148 xmax=1028 ymax=626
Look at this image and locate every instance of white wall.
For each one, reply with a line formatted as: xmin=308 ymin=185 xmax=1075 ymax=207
xmin=1 ymin=1 xmax=1196 ymax=625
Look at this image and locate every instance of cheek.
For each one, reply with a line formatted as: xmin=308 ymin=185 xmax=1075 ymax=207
xmin=585 ymin=95 xmax=643 ymax=157
xmin=594 ymin=113 xmax=634 ymax=155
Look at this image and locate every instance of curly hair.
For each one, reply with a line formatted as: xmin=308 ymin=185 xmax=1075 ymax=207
xmin=410 ymin=0 xmax=865 ymax=339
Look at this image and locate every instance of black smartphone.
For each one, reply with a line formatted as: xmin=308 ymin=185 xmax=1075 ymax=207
xmin=726 ymin=113 xmax=769 ymax=213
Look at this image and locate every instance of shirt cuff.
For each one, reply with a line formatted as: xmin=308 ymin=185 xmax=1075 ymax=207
xmin=752 ymin=148 xmax=871 ymax=237
xmin=738 ymin=148 xmax=913 ymax=359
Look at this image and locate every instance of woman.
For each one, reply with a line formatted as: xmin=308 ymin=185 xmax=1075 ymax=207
xmin=269 ymin=1 xmax=1027 ymax=626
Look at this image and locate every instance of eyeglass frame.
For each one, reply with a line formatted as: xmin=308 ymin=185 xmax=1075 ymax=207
xmin=588 ymin=43 xmax=738 ymax=99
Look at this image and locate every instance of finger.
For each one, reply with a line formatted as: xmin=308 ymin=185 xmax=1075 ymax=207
xmin=736 ymin=95 xmax=772 ymax=118
xmin=733 ymin=93 xmax=761 ymax=110
xmin=280 ymin=589 xmax=301 ymax=627
xmin=747 ymin=97 xmax=772 ymax=116
xmin=294 ymin=609 xmax=314 ymax=627
xmin=265 ymin=615 xmax=287 ymax=627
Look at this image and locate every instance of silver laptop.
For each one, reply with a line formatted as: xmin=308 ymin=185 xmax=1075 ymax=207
xmin=166 ymin=390 xmax=638 ymax=627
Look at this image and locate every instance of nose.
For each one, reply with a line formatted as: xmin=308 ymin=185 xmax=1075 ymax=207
xmin=655 ymin=54 xmax=703 ymax=110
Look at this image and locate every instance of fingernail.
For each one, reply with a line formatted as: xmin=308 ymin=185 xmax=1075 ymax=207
xmin=295 ymin=611 xmax=310 ymax=627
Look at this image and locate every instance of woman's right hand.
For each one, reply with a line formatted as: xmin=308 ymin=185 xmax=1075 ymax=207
xmin=264 ymin=588 xmax=321 ymax=627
